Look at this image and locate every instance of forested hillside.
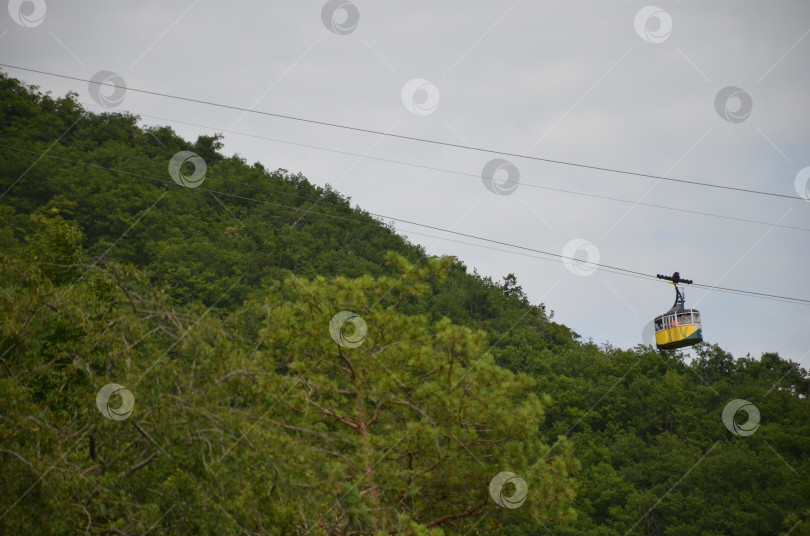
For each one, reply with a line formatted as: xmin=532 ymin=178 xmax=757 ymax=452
xmin=1 ymin=71 xmax=808 ymax=535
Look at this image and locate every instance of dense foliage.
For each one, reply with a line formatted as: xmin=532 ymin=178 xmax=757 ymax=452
xmin=1 ymin=72 xmax=808 ymax=535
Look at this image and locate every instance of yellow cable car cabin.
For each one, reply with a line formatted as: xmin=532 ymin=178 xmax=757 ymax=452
xmin=653 ymin=272 xmax=703 ymax=350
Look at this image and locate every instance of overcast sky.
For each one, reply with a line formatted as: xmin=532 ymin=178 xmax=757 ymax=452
xmin=2 ymin=1 xmax=809 ymax=367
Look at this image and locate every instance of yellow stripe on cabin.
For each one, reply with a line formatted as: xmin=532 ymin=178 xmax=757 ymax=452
xmin=655 ymin=324 xmax=699 ymax=346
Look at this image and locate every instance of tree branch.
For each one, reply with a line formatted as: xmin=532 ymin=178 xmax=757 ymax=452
xmin=424 ymin=503 xmax=486 ymax=527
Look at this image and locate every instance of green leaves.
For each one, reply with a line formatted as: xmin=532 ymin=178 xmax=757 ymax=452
xmin=1 ymin=70 xmax=808 ymax=535
xmin=0 ymin=225 xmax=579 ymax=534
xmin=243 ymin=265 xmax=578 ymax=533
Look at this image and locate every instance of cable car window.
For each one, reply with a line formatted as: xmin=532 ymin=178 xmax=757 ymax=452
xmin=693 ymin=311 xmax=700 ymax=324
xmin=655 ymin=318 xmax=663 ymax=331
xmin=677 ymin=313 xmax=691 ymax=325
